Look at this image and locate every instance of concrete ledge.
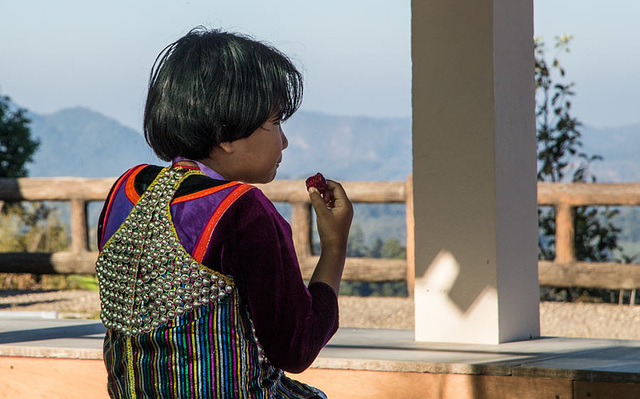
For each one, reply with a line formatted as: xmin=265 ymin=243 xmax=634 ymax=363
xmin=0 ymin=344 xmax=102 ymax=360
xmin=316 ymin=328 xmax=640 ymax=384
xmin=0 ymin=317 xmax=104 ymax=359
xmin=2 ymin=318 xmax=640 ymax=398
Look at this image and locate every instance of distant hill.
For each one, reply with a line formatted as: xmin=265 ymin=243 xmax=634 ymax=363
xmin=25 ymin=106 xmax=640 ymax=184
xmin=26 ymin=107 xmax=412 ymax=182
xmin=279 ymin=112 xmax=411 ymax=181
xmin=27 ymin=107 xmax=159 ymax=178
xmin=581 ymin=124 xmax=640 ymax=182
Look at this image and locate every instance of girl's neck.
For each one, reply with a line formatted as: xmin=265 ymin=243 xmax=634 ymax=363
xmin=172 ymin=157 xmax=227 ymax=180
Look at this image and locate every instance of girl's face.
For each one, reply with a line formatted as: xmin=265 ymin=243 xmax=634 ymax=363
xmin=227 ymin=116 xmax=288 ymax=184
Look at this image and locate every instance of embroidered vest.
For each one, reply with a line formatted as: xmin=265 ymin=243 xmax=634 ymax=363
xmin=97 ymin=166 xmax=325 ymax=398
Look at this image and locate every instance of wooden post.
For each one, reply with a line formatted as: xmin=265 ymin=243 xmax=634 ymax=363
xmin=405 ymin=175 xmax=415 ymax=297
xmin=70 ymin=198 xmax=89 ymax=253
xmin=555 ymin=202 xmax=575 ymax=263
xmin=291 ymin=202 xmax=312 ymax=260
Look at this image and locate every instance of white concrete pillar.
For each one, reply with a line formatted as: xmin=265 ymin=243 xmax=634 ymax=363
xmin=411 ymin=0 xmax=540 ymax=344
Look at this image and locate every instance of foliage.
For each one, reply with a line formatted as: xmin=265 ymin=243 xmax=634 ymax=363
xmin=0 ymin=202 xmax=68 ymax=252
xmin=339 ymin=225 xmax=408 ymax=297
xmin=535 ymin=36 xmax=625 ymax=264
xmin=310 ymin=223 xmax=409 ymax=297
xmin=339 ymin=281 xmax=408 ymax=297
xmin=0 ymin=273 xmax=99 ymax=291
xmin=0 ymin=93 xmax=39 ymax=178
xmin=0 ymin=91 xmax=78 ymax=290
xmin=342 ymin=224 xmax=407 ymax=260
xmin=613 ymin=207 xmax=640 ymax=243
xmin=365 ymin=237 xmax=407 ymax=260
xmin=0 ymin=201 xmax=94 ymax=291
xmin=535 ymin=36 xmax=598 ymax=184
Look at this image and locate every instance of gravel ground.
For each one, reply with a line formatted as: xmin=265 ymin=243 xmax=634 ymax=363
xmin=0 ymin=289 xmax=102 ymax=319
xmin=3 ymin=289 xmax=640 ymax=340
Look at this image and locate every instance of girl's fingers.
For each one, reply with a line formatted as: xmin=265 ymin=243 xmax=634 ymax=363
xmin=322 ymin=190 xmax=332 ymax=204
xmin=308 ymin=179 xmax=352 ymax=216
xmin=308 ymin=187 xmax=331 ymax=215
xmin=326 ymin=180 xmax=348 ymax=206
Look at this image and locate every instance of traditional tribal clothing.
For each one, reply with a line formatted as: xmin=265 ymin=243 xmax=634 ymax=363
xmin=97 ymin=165 xmax=336 ymax=398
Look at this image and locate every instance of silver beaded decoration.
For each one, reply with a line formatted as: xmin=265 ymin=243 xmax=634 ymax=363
xmin=96 ymin=166 xmax=235 ymax=336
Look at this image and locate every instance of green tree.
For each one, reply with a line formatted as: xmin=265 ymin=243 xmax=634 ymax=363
xmin=381 ymin=238 xmax=406 ymax=260
xmin=346 ymin=225 xmax=369 ymax=257
xmin=0 ymin=93 xmax=39 ymax=178
xmin=0 ymin=92 xmax=73 ymax=290
xmin=535 ymin=36 xmax=623 ymax=264
xmin=368 ymin=237 xmax=384 ymax=258
xmin=0 ymin=92 xmax=67 ymax=253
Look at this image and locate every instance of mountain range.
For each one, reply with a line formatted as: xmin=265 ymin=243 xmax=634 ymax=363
xmin=27 ymin=108 xmax=157 ymax=178
xmin=26 ymin=107 xmax=412 ymax=182
xmin=26 ymin=106 xmax=640 ymax=185
xmin=581 ymin=124 xmax=640 ymax=182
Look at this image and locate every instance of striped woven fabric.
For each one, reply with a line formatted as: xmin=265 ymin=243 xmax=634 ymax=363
xmin=103 ymin=297 xmax=325 ymax=398
xmin=98 ymin=166 xmax=327 ymax=398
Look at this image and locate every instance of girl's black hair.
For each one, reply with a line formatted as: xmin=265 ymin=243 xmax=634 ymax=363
xmin=143 ymin=27 xmax=303 ymax=161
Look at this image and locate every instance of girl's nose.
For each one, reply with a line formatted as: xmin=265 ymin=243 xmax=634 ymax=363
xmin=281 ymin=130 xmax=288 ymax=150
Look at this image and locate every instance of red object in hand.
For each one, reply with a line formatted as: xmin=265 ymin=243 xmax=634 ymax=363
xmin=305 ymin=172 xmax=329 ymax=196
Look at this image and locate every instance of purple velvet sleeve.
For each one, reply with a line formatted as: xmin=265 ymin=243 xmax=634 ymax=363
xmin=205 ymin=189 xmax=339 ymax=373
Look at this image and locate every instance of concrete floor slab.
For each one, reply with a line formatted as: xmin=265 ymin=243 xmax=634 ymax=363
xmin=2 ymin=317 xmax=640 ymax=384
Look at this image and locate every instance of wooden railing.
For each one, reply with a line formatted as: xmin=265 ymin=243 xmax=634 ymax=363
xmin=538 ymin=182 xmax=640 ymax=290
xmin=256 ymin=179 xmax=414 ymax=289
xmin=0 ymin=177 xmax=113 ymax=275
xmin=2 ymin=177 xmax=640 ymax=293
xmin=0 ymin=177 xmax=415 ymax=288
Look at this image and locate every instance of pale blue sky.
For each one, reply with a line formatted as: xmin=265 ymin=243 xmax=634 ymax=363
xmin=534 ymin=0 xmax=640 ymax=129
xmin=0 ymin=0 xmax=637 ymax=130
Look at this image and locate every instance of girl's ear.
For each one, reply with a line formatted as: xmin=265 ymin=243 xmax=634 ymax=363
xmin=216 ymin=141 xmax=235 ymax=154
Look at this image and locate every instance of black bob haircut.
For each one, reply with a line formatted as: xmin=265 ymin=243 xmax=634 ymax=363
xmin=143 ymin=27 xmax=303 ymax=162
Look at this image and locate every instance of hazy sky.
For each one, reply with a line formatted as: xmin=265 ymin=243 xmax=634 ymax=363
xmin=0 ymin=0 xmax=638 ymax=130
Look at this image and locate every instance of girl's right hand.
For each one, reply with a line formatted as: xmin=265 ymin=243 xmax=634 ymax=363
xmin=308 ymin=180 xmax=353 ymax=253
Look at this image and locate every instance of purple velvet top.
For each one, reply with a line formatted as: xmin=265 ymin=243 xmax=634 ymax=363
xmin=98 ymin=164 xmax=339 ymax=373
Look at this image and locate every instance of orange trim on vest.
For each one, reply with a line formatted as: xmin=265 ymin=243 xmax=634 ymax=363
xmin=192 ymin=183 xmax=255 ymax=262
xmin=101 ymin=164 xmax=147 ymax=245
xmin=171 ymin=181 xmax=239 ymax=205
xmin=124 ymin=164 xmax=147 ymax=204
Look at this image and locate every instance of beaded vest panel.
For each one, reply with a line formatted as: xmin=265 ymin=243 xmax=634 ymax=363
xmin=96 ymin=166 xmax=235 ymax=336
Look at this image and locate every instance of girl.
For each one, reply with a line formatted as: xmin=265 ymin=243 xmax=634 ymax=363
xmin=96 ymin=27 xmax=353 ymax=398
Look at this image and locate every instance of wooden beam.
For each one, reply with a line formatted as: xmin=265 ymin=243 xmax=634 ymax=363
xmin=554 ymin=203 xmax=575 ymax=263
xmin=0 ymin=252 xmax=98 ymax=274
xmin=291 ymin=202 xmax=312 ymax=259
xmin=538 ymin=261 xmax=640 ymax=290
xmin=0 ymin=177 xmax=115 ymax=201
xmin=405 ymin=176 xmax=415 ymax=297
xmin=3 ymin=251 xmax=640 ymax=292
xmin=256 ymin=180 xmax=406 ymax=203
xmin=70 ymin=199 xmax=89 ymax=253
xmin=299 ymin=256 xmax=407 ymax=282
xmin=0 ymin=251 xmax=408 ymax=282
xmin=538 ymin=182 xmax=640 ymax=206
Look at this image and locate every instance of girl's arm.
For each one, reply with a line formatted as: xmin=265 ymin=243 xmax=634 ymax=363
xmin=212 ymin=190 xmax=342 ymax=373
xmin=308 ymin=180 xmax=354 ymax=294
